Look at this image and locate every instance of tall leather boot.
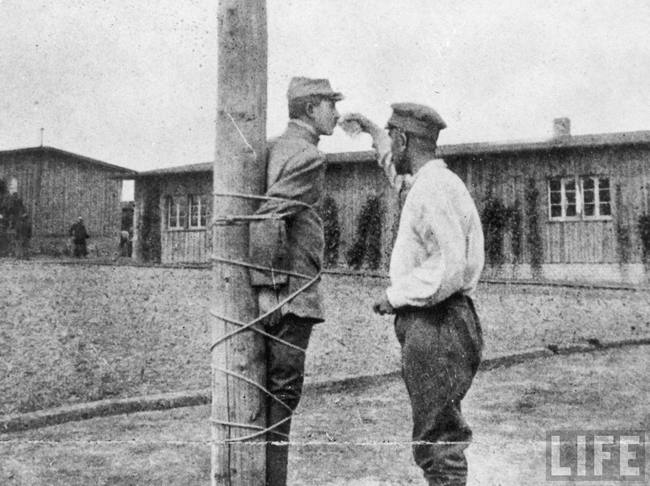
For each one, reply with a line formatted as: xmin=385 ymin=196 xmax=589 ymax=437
xmin=266 ymin=401 xmax=293 ymax=486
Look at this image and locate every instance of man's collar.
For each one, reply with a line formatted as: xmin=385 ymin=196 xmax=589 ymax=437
xmin=427 ymin=158 xmax=447 ymax=169
xmin=289 ymin=119 xmax=318 ymax=136
xmin=287 ymin=119 xmax=320 ymax=145
xmin=413 ymin=158 xmax=448 ymax=181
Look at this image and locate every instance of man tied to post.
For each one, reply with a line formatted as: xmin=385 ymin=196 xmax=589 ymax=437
xmin=250 ymin=77 xmax=342 ymax=486
xmin=345 ymin=104 xmax=485 ymax=486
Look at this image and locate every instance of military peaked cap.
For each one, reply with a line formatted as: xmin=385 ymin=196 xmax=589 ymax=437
xmin=387 ymin=102 xmax=447 ymax=140
xmin=287 ymin=77 xmax=344 ymax=103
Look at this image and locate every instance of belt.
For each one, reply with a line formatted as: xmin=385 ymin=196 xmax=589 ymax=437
xmin=396 ymin=292 xmax=467 ymax=317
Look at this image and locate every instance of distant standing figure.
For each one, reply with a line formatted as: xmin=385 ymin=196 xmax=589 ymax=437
xmin=69 ymin=217 xmax=89 ymax=258
xmin=119 ymin=230 xmax=132 ymax=257
xmin=14 ymin=213 xmax=31 ymax=259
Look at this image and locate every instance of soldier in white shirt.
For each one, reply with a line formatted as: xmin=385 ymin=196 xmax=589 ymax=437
xmin=343 ymin=104 xmax=485 ymax=486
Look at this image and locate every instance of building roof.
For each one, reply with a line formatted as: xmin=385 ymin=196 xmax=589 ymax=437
xmin=436 ymin=130 xmax=650 ymax=158
xmin=135 ymin=161 xmax=213 ymax=177
xmin=131 ymin=128 xmax=650 ymax=177
xmin=0 ymin=146 xmax=136 ymax=174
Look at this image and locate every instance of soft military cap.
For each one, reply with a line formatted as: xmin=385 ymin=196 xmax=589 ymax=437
xmin=387 ymin=102 xmax=447 ymax=140
xmin=287 ymin=77 xmax=344 ymax=103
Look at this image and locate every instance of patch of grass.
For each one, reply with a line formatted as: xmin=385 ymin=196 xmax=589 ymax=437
xmin=1 ymin=261 xmax=648 ymax=415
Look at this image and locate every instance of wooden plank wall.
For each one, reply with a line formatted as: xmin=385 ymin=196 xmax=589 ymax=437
xmin=448 ymin=145 xmax=650 ymax=265
xmin=162 ymin=230 xmax=211 ymax=264
xmin=325 ymin=162 xmax=397 ymax=269
xmin=153 ymin=162 xmax=398 ymax=267
xmin=0 ymin=154 xmax=40 ymax=223
xmin=0 ymin=151 xmax=123 ymax=239
xmin=141 ymin=144 xmax=650 ymax=267
xmin=37 ymin=155 xmax=121 ymax=237
xmin=158 ymin=173 xmax=212 ymax=264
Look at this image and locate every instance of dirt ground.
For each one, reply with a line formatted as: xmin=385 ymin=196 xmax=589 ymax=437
xmin=1 ymin=346 xmax=647 ymax=486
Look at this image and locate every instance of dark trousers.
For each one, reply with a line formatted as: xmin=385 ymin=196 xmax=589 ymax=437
xmin=265 ymin=314 xmax=313 ymax=486
xmin=73 ymin=241 xmax=87 ymax=257
xmin=119 ymin=241 xmax=131 ymax=257
xmin=14 ymin=238 xmax=29 ymax=259
xmin=394 ymin=294 xmax=483 ymax=486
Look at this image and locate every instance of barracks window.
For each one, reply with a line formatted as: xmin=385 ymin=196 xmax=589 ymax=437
xmin=165 ymin=194 xmax=210 ymax=230
xmin=548 ymin=176 xmax=611 ymax=221
xmin=189 ymin=194 xmax=210 ymax=229
xmin=165 ymin=195 xmax=187 ymax=230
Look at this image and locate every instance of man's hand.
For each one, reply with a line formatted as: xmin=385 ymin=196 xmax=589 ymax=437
xmin=339 ymin=113 xmax=381 ymax=136
xmin=372 ymin=296 xmax=395 ymax=315
xmin=339 ymin=112 xmax=391 ymax=156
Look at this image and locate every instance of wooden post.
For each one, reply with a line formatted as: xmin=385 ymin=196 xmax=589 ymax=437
xmin=211 ymin=1 xmax=268 ymax=485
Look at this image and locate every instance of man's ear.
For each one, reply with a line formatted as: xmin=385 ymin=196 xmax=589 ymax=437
xmin=304 ymin=102 xmax=316 ymax=119
xmin=396 ymin=131 xmax=408 ymax=152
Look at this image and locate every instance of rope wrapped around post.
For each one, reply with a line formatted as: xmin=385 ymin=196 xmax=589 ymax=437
xmin=209 ymin=191 xmax=321 ymax=443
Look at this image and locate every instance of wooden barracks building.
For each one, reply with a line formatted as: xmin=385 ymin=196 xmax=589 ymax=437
xmin=132 ymin=119 xmax=650 ymax=284
xmin=130 ymin=152 xmax=397 ymax=267
xmin=0 ymin=145 xmax=136 ymax=256
xmin=441 ymin=119 xmax=650 ymax=283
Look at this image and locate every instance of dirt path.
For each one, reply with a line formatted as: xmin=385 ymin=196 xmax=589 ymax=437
xmin=1 ymin=346 xmax=647 ymax=485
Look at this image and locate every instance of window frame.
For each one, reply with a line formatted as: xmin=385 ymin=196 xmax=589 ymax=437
xmin=165 ymin=195 xmax=187 ymax=231
xmin=579 ymin=175 xmax=612 ymax=220
xmin=548 ymin=176 xmax=581 ymax=222
xmin=547 ymin=175 xmax=612 ymax=222
xmin=188 ymin=194 xmax=210 ymax=229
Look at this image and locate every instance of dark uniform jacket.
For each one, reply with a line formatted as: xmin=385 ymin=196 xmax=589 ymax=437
xmin=253 ymin=121 xmax=326 ymax=323
xmin=15 ymin=216 xmax=31 ymax=241
xmin=69 ymin=222 xmax=89 ymax=243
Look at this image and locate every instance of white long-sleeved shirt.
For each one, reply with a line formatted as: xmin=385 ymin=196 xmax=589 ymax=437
xmin=385 ymin=159 xmax=485 ymax=308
